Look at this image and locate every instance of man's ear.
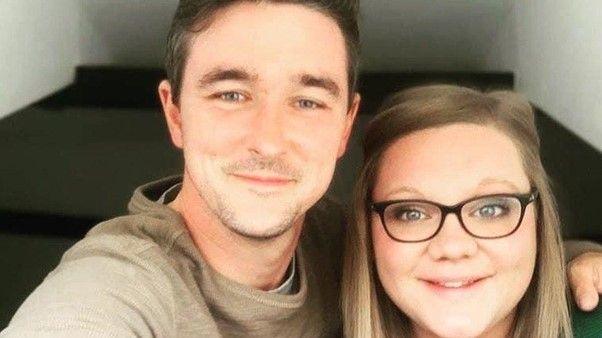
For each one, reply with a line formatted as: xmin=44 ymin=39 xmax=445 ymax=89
xmin=337 ymin=92 xmax=361 ymax=158
xmin=158 ymin=80 xmax=184 ymax=149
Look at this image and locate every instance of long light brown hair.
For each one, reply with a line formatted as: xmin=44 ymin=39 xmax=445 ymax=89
xmin=342 ymin=85 xmax=572 ymax=337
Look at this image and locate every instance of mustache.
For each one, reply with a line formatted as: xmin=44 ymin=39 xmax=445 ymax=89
xmin=222 ymin=157 xmax=302 ymax=180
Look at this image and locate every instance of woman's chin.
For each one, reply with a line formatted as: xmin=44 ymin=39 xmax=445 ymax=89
xmin=414 ymin=317 xmax=490 ymax=338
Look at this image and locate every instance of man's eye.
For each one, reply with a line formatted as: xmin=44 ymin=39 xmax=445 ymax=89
xmin=218 ymin=92 xmax=246 ymax=102
xmin=297 ymin=99 xmax=321 ymax=109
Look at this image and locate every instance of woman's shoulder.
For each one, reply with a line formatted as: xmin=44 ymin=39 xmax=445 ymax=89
xmin=572 ymin=304 xmax=602 ymax=338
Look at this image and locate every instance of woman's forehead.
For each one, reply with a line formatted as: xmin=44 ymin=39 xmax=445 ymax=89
xmin=374 ymin=124 xmax=531 ymax=202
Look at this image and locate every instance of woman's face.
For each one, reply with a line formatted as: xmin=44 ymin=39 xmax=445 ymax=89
xmin=371 ymin=123 xmax=537 ymax=338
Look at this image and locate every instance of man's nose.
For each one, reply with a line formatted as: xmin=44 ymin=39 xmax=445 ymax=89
xmin=427 ymin=213 xmax=478 ymax=261
xmin=247 ymin=103 xmax=287 ymax=157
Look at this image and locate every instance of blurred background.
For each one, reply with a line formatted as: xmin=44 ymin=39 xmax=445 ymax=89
xmin=1 ymin=0 xmax=600 ymax=327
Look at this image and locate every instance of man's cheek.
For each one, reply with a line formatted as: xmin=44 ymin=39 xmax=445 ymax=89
xmin=183 ymin=132 xmax=235 ymax=157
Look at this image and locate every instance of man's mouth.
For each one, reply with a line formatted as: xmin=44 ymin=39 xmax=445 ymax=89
xmin=229 ymin=172 xmax=296 ymax=187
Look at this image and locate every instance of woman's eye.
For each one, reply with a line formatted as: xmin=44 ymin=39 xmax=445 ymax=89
xmin=396 ymin=209 xmax=428 ymax=222
xmin=475 ymin=205 xmax=507 ymax=218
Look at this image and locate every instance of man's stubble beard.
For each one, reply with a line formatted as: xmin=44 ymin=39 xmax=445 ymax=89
xmin=198 ymin=180 xmax=302 ymax=241
xmin=211 ymin=193 xmax=303 ymax=241
xmin=189 ymin=155 xmax=306 ymax=240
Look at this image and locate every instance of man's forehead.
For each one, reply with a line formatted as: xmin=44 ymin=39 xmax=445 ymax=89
xmin=182 ymin=2 xmax=349 ymax=93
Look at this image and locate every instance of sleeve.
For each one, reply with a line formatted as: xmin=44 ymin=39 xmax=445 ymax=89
xmin=0 ymin=240 xmax=175 ymax=338
xmin=564 ymin=240 xmax=602 ymax=262
xmin=572 ymin=302 xmax=602 ymax=337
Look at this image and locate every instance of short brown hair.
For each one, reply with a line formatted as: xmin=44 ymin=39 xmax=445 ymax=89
xmin=165 ymin=0 xmax=360 ymax=103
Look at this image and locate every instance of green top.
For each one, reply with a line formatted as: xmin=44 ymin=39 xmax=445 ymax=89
xmin=573 ymin=304 xmax=602 ymax=338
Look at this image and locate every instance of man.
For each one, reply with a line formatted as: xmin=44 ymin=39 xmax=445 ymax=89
xmin=2 ymin=1 xmax=600 ymax=337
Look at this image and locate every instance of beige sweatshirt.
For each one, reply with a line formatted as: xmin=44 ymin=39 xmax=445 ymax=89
xmin=1 ymin=177 xmax=346 ymax=337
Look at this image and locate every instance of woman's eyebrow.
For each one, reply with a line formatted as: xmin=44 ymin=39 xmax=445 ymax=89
xmin=382 ymin=185 xmax=425 ymax=199
xmin=476 ymin=177 xmax=522 ymax=191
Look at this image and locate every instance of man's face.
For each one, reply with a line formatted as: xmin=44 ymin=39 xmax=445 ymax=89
xmin=160 ymin=2 xmax=359 ymax=239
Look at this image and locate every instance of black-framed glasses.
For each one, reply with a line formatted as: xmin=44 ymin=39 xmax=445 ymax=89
xmin=371 ymin=189 xmax=539 ymax=243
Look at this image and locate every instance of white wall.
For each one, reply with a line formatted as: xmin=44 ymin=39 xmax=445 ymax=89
xmin=74 ymin=0 xmax=509 ymax=71
xmin=513 ymin=1 xmax=602 ymax=150
xmin=0 ymin=0 xmax=80 ymax=119
xmin=79 ymin=0 xmax=177 ymax=67
xmin=360 ymin=0 xmax=508 ymax=71
xmin=3 ymin=1 xmax=509 ymax=71
xmin=0 ymin=0 xmax=176 ymax=118
xmin=482 ymin=0 xmax=516 ymax=71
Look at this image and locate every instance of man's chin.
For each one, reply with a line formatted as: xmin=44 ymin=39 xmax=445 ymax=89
xmin=225 ymin=221 xmax=296 ymax=241
xmin=211 ymin=194 xmax=304 ymax=240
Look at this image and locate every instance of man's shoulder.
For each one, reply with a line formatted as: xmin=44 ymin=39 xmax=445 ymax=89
xmin=2 ymin=212 xmax=209 ymax=337
xmin=39 ymin=211 xmax=194 ymax=301
xmin=74 ymin=211 xmax=187 ymax=259
xmin=53 ymin=212 xmax=187 ymax=288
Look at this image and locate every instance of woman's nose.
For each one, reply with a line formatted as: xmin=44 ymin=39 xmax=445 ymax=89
xmin=427 ymin=213 xmax=478 ymax=261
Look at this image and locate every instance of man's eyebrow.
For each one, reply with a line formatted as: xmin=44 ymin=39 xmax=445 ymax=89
xmin=197 ymin=67 xmax=257 ymax=87
xmin=296 ymin=74 xmax=342 ymax=99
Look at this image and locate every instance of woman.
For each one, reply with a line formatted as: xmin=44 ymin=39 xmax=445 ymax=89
xmin=342 ymin=85 xmax=572 ymax=337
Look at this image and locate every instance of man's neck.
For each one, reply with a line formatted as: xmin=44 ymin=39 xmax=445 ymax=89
xmin=169 ymin=174 xmax=303 ymax=291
